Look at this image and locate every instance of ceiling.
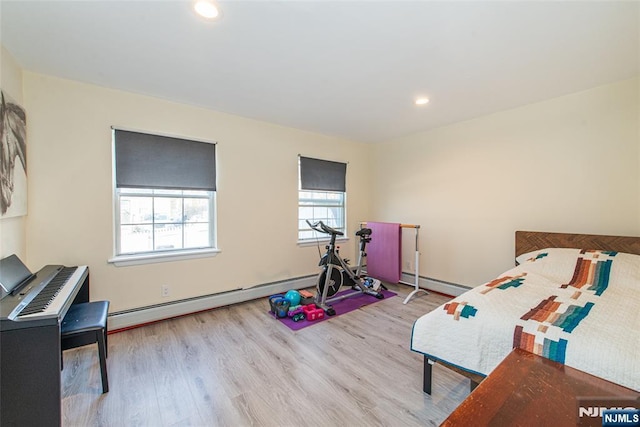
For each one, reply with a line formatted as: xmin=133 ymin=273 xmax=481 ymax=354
xmin=1 ymin=1 xmax=638 ymax=143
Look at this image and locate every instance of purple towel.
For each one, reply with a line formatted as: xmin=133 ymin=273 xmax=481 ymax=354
xmin=366 ymin=222 xmax=401 ymax=283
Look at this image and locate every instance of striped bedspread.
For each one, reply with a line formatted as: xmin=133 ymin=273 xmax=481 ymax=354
xmin=411 ymin=248 xmax=640 ymax=391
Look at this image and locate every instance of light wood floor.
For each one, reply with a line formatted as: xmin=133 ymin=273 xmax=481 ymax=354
xmin=61 ymin=284 xmax=471 ymax=426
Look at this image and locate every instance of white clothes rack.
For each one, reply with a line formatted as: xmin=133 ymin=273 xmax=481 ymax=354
xmin=360 ymin=222 xmax=427 ymax=304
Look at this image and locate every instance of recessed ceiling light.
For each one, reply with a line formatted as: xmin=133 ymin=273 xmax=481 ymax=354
xmin=415 ymin=97 xmax=430 ymax=106
xmin=194 ymin=1 xmax=219 ymax=19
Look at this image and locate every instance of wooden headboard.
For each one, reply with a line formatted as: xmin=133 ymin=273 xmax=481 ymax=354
xmin=515 ymin=231 xmax=640 ymax=257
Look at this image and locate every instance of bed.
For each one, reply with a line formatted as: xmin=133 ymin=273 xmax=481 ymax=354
xmin=411 ymin=231 xmax=640 ymax=394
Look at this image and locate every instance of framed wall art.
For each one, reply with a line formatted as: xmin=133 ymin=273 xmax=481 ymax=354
xmin=0 ymin=89 xmax=27 ymax=218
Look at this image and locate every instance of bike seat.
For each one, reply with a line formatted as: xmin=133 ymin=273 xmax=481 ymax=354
xmin=356 ymin=228 xmax=372 ymax=237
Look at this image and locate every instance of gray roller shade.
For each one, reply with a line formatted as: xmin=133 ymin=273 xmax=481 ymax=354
xmin=299 ymin=156 xmax=346 ymax=192
xmin=115 ymin=129 xmax=216 ymax=191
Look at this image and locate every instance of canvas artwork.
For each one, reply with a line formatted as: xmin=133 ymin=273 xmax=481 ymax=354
xmin=0 ymin=89 xmax=27 ymax=218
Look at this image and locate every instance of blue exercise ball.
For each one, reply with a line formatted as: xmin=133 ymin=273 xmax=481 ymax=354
xmin=284 ymin=290 xmax=301 ymax=306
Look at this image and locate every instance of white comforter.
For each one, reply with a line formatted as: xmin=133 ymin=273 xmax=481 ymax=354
xmin=411 ymin=248 xmax=640 ymax=391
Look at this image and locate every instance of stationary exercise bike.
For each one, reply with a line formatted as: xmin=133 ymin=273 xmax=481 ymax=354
xmin=306 ymin=220 xmax=385 ymax=316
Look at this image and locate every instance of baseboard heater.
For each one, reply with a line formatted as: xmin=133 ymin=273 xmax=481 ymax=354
xmin=399 ymin=272 xmax=470 ymax=298
xmin=108 ymin=274 xmax=317 ymax=331
xmin=108 ymin=273 xmax=467 ymax=331
xmin=362 ymin=267 xmax=468 ymax=298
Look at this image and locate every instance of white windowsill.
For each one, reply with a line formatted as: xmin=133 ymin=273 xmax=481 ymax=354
xmin=108 ymin=248 xmax=221 ymax=267
xmin=297 ymin=237 xmax=349 ymax=247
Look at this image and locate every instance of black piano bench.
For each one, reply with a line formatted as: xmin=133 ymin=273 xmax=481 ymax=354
xmin=61 ymin=301 xmax=110 ymax=393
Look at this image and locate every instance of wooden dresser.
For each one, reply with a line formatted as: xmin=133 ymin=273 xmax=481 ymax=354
xmin=441 ymin=348 xmax=639 ymax=427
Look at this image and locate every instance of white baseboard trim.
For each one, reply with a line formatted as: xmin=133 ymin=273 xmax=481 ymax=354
xmin=399 ymin=272 xmax=470 ymax=298
xmin=108 ymin=275 xmax=317 ymax=331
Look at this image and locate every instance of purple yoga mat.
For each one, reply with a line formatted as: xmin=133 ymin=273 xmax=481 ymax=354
xmin=366 ymin=222 xmax=402 ymax=283
xmin=272 ymin=289 xmax=396 ymax=331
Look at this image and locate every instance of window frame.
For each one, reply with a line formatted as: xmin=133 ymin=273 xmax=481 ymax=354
xmin=109 ymin=128 xmax=219 ymax=267
xmin=115 ymin=187 xmax=215 ymax=251
xmin=297 ymin=155 xmax=348 ymax=243
xmin=297 ymin=189 xmax=347 ymax=243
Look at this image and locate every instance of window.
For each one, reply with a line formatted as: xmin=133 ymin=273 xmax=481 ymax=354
xmin=112 ymin=129 xmax=216 ymax=259
xmin=117 ymin=188 xmax=213 ymax=254
xmin=298 ymin=190 xmax=345 ymax=240
xmin=298 ymin=156 xmax=347 ymax=241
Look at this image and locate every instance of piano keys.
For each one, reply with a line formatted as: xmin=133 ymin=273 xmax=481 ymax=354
xmin=7 ymin=265 xmax=88 ymax=321
xmin=1 ymin=256 xmax=89 ymax=427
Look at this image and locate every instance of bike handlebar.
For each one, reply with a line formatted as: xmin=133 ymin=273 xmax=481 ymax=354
xmin=306 ymin=219 xmax=344 ymax=236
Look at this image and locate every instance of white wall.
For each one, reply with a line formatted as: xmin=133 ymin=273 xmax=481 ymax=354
xmin=13 ymin=64 xmax=640 ymax=309
xmin=371 ymin=77 xmax=640 ymax=287
xmin=0 ymin=46 xmax=27 ymax=260
xmin=23 ymin=72 xmax=371 ymax=312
